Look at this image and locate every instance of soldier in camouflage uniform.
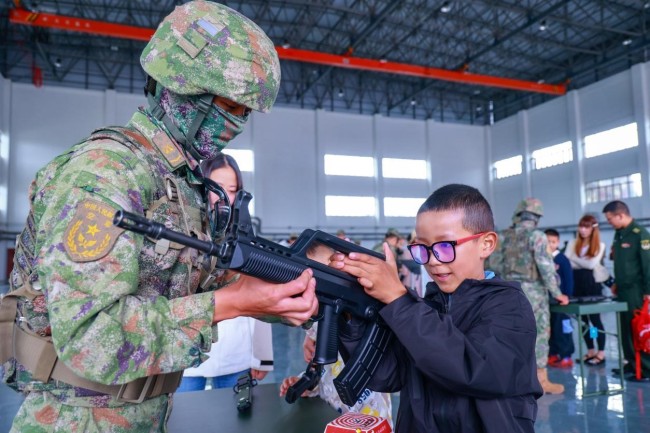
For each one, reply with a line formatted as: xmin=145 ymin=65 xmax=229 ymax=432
xmin=0 ymin=2 xmax=318 ymax=432
xmin=488 ymin=198 xmax=569 ymax=394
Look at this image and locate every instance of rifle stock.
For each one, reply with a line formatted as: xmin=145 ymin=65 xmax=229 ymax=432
xmin=113 ymin=190 xmax=393 ymax=406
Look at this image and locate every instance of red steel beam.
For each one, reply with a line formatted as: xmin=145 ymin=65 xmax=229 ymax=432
xmin=9 ymin=8 xmax=154 ymax=41
xmin=276 ymin=47 xmax=566 ymax=95
xmin=9 ymin=8 xmax=566 ymax=96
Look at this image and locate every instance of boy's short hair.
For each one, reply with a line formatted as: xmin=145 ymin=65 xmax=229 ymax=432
xmin=602 ymin=200 xmax=630 ymax=215
xmin=418 ymin=184 xmax=494 ymax=233
xmin=544 ymin=228 xmax=560 ymax=238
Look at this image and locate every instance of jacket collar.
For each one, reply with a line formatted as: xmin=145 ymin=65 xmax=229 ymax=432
xmin=423 ymin=276 xmax=522 ymax=307
xmin=126 ymin=110 xmax=200 ymax=184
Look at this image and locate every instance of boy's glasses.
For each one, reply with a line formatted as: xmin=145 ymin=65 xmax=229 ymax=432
xmin=407 ymin=232 xmax=485 ymax=265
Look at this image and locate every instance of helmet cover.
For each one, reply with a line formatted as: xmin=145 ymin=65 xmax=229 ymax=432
xmin=514 ymin=198 xmax=544 ymax=217
xmin=141 ymin=0 xmax=281 ymax=112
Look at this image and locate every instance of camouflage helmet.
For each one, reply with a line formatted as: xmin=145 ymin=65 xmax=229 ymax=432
xmin=514 ymin=198 xmax=544 ymax=217
xmin=385 ymin=228 xmax=401 ymax=239
xmin=140 ymin=0 xmax=281 ymax=112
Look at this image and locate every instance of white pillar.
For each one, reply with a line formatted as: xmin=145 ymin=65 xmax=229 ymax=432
xmin=631 ymin=62 xmax=650 ymax=216
xmin=517 ymin=109 xmax=532 ymax=197
xmin=566 ymin=90 xmax=585 ymax=221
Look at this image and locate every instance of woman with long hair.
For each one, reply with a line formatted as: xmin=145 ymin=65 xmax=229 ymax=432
xmin=565 ymin=214 xmax=607 ymax=366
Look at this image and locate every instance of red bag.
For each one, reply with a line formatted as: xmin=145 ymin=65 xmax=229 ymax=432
xmin=631 ymin=298 xmax=650 ymax=380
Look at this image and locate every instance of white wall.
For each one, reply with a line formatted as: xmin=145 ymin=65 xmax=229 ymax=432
xmin=489 ymin=61 xmax=650 ymax=230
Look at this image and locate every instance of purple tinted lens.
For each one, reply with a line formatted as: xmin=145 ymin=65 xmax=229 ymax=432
xmin=409 ymin=245 xmax=429 ymax=264
xmin=432 ymin=242 xmax=455 ymax=263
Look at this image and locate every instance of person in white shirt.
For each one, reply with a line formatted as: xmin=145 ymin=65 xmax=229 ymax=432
xmin=564 ymin=214 xmax=607 ymax=366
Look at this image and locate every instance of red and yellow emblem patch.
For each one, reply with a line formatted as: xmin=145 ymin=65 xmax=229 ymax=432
xmin=64 ymin=199 xmax=124 ymax=262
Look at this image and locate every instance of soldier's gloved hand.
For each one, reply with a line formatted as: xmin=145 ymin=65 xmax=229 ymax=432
xmin=555 ymin=294 xmax=569 ymax=305
xmin=212 ymin=269 xmax=318 ymax=326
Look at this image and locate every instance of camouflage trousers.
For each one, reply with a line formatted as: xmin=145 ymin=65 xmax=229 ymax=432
xmin=520 ymin=282 xmax=551 ymax=369
xmin=10 ymin=391 xmax=172 ymax=433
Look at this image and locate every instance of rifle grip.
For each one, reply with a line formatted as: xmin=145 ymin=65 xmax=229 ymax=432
xmin=314 ymin=303 xmax=339 ymax=365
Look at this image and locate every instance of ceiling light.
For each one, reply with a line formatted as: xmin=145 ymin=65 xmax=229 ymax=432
xmin=537 ymin=79 xmax=545 ymax=84
xmin=379 ymin=57 xmax=387 ymax=63
xmin=622 ymin=38 xmax=632 ymax=46
xmin=538 ymin=20 xmax=547 ymax=31
xmin=440 ymin=1 xmax=451 ymax=13
xmin=110 ymin=45 xmax=119 ymax=52
xmin=338 ymin=88 xmax=344 ymax=98
xmin=282 ymin=39 xmax=290 ymax=49
xmin=54 ymin=58 xmax=62 ymax=68
xmin=410 ymin=98 xmax=417 ymax=106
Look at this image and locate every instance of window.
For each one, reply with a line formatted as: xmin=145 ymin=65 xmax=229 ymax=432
xmin=531 ymin=141 xmax=573 ymax=170
xmin=584 ymin=123 xmax=638 ymax=159
xmin=325 ymin=195 xmax=377 ymax=217
xmin=384 ymin=197 xmax=424 ymax=217
xmin=324 ymin=155 xmax=375 ymax=177
xmin=493 ymin=155 xmax=522 ymax=179
xmin=381 ymin=158 xmax=428 ymax=180
xmin=222 ymin=148 xmax=254 ymax=172
xmin=585 ymin=173 xmax=642 ymax=204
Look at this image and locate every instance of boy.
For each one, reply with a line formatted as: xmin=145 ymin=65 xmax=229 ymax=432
xmin=544 ymin=229 xmax=575 ymax=368
xmin=331 ymin=184 xmax=542 ymax=433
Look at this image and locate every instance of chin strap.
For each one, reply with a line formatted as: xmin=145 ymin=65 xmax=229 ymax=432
xmin=145 ymin=78 xmax=213 ymax=165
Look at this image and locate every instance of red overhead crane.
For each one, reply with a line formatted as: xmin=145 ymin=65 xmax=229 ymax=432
xmin=9 ymin=7 xmax=566 ymax=96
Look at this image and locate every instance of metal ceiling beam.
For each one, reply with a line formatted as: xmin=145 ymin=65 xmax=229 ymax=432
xmin=389 ymin=0 xmax=572 ymax=110
xmin=454 ymin=0 xmax=572 ymax=70
xmin=9 ymin=8 xmax=154 ymax=41
xmin=8 ymin=7 xmax=566 ymax=96
xmin=297 ymin=0 xmax=401 ymax=98
xmin=277 ymin=47 xmax=565 ymax=95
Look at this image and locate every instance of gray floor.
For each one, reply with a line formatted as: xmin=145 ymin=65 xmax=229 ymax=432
xmin=2 ymin=311 xmax=650 ymax=432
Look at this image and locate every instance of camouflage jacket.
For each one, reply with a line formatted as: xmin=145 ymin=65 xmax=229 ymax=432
xmin=489 ymin=220 xmax=561 ymax=298
xmin=2 ymin=109 xmax=217 ymax=407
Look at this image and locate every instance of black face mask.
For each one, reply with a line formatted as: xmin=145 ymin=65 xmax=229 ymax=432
xmin=194 ymin=166 xmax=232 ymax=239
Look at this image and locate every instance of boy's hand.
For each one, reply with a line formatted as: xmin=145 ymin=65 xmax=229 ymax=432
xmin=279 ymin=376 xmax=310 ymax=398
xmin=330 ymin=242 xmax=407 ymax=304
xmin=251 ymin=369 xmax=268 ymax=381
xmin=303 ymin=334 xmax=316 ymax=363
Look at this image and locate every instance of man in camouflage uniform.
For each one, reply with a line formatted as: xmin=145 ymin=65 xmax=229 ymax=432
xmin=603 ymin=200 xmax=650 ymax=380
xmin=373 ymin=229 xmax=408 ymax=284
xmin=488 ymin=198 xmax=569 ymax=394
xmin=0 ymin=2 xmax=318 ymax=432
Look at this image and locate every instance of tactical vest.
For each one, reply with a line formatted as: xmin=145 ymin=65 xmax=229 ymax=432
xmin=0 ymin=126 xmax=214 ymax=403
xmin=501 ymin=227 xmax=540 ymax=282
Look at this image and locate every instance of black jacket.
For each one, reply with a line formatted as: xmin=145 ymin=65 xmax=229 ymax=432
xmin=339 ymin=277 xmax=543 ymax=433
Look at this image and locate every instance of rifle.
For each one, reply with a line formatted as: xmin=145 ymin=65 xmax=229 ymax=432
xmin=113 ymin=190 xmax=394 ymax=407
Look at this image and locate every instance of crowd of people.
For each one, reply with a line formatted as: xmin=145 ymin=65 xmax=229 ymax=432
xmin=2 ymin=2 xmax=650 ymax=433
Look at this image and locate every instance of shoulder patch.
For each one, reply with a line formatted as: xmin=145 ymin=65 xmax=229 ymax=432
xmin=152 ymin=132 xmax=185 ymax=169
xmin=633 ymin=227 xmax=641 ymax=233
xmin=64 ymin=199 xmax=125 ymax=262
xmin=641 ymin=239 xmax=650 ymax=250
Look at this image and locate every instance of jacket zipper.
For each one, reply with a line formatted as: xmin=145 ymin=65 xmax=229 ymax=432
xmin=443 ymin=293 xmax=451 ymax=313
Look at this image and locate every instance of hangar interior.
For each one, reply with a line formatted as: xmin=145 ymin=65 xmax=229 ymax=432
xmin=1 ymin=1 xmax=650 ymax=432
